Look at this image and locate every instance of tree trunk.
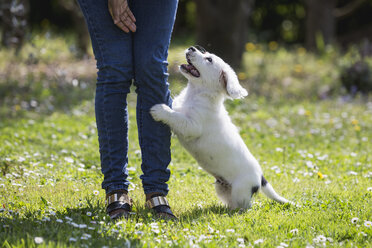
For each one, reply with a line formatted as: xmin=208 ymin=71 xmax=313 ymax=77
xmin=305 ymin=0 xmax=337 ymax=50
xmin=195 ymin=0 xmax=254 ymax=69
xmin=0 ymin=0 xmax=29 ymax=54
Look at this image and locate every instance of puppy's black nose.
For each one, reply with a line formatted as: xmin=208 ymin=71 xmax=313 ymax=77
xmin=188 ymin=47 xmax=196 ymax=52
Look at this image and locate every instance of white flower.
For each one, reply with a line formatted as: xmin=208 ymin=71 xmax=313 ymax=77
xmin=93 ymin=190 xmax=99 ymax=196
xmin=70 ymin=222 xmax=79 ymax=228
xmin=290 ymin=228 xmax=298 ymax=235
xmin=351 ymin=217 xmax=359 ymax=224
xmin=79 ymin=224 xmax=87 ymax=229
xmin=81 ymin=233 xmax=91 ymax=240
xmin=115 ymin=221 xmax=125 ymax=226
xmin=56 ymin=219 xmax=63 ymax=223
xmin=358 ymin=232 xmax=367 ymax=237
xmin=34 ymin=237 xmax=44 ymax=244
xmin=150 ymin=222 xmax=159 ymax=228
xmin=254 ymin=239 xmax=264 ymax=245
xmin=364 ymin=221 xmax=372 ymax=227
xmin=237 ymin=238 xmax=244 ymax=243
xmin=69 ymin=237 xmax=77 ymax=242
xmin=42 ymin=217 xmax=50 ymax=222
xmin=64 ymin=157 xmax=74 ymax=163
xmin=279 ymin=242 xmax=288 ymax=247
xmin=367 ymin=187 xmax=372 ymax=192
xmin=86 ymin=212 xmax=92 ymax=216
xmin=226 ymin=229 xmax=235 ymax=233
xmin=347 ymin=171 xmax=358 ymax=176
xmin=292 ymin=178 xmax=300 ymax=183
xmin=315 ymin=235 xmax=326 ymax=243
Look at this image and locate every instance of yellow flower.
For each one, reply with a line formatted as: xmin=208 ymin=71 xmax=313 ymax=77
xmin=294 ymin=64 xmax=303 ymax=73
xmin=354 ymin=125 xmax=361 ymax=132
xmin=297 ymin=47 xmax=306 ymax=55
xmin=317 ymin=172 xmax=324 ymax=179
xmin=238 ymin=72 xmax=247 ymax=80
xmin=269 ymin=41 xmax=278 ymax=51
xmin=245 ymin=42 xmax=256 ymax=52
xmin=15 ymin=105 xmax=21 ymax=111
xmin=351 ymin=119 xmax=358 ymax=125
xmin=305 ymin=110 xmax=311 ymax=117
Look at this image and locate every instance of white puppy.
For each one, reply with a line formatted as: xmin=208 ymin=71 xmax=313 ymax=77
xmin=150 ymin=46 xmax=289 ymax=209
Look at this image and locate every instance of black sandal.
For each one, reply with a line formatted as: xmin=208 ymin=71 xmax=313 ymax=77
xmin=106 ymin=191 xmax=133 ymax=220
xmin=145 ymin=195 xmax=177 ymax=220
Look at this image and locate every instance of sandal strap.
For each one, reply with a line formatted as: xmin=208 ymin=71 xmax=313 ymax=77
xmin=153 ymin=205 xmax=175 ymax=217
xmin=145 ymin=195 xmax=169 ymax=209
xmin=106 ymin=201 xmax=132 ymax=215
xmin=106 ymin=193 xmax=132 ymax=206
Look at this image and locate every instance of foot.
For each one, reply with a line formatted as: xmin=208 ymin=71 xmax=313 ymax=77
xmin=145 ymin=193 xmax=177 ymax=220
xmin=106 ymin=190 xmax=133 ymax=220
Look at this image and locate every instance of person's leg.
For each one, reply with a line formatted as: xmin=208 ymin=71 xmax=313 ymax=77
xmin=77 ymin=0 xmax=133 ymax=194
xmin=131 ymin=0 xmax=178 ymax=197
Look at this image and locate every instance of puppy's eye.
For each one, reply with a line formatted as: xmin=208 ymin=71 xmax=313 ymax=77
xmin=206 ymin=57 xmax=213 ymax=63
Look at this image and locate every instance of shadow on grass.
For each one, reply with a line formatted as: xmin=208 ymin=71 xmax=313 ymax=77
xmin=178 ymin=204 xmax=235 ymax=221
xmin=0 ymin=202 xmax=145 ymax=247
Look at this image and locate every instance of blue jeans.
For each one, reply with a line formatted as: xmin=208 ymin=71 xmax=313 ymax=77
xmin=77 ymin=0 xmax=178 ymax=195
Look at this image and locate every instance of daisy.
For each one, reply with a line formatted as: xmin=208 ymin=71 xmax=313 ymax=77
xmin=254 ymin=239 xmax=264 ymax=245
xmin=34 ymin=237 xmax=44 ymax=244
xmin=364 ymin=221 xmax=372 ymax=227
xmin=351 ymin=217 xmax=359 ymax=224
xmin=93 ymin=190 xmax=99 ymax=196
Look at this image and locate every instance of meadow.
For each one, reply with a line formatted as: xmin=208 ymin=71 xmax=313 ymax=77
xmin=0 ymin=34 xmax=371 ymax=247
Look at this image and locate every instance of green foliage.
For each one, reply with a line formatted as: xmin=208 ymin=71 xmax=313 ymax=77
xmin=0 ymin=36 xmax=371 ymax=247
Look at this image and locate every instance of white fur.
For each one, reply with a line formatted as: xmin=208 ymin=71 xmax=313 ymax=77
xmin=150 ymin=47 xmax=289 ymax=209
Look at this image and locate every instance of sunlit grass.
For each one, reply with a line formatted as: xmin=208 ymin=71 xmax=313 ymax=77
xmin=0 ymin=35 xmax=371 ymax=247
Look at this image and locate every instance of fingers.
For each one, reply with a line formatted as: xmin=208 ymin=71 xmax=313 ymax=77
xmin=108 ymin=0 xmax=136 ymax=33
xmin=119 ymin=1 xmax=136 ymax=32
xmin=120 ymin=11 xmax=136 ymax=32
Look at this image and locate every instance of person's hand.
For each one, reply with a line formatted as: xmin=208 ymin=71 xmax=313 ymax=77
xmin=108 ymin=0 xmax=136 ymax=33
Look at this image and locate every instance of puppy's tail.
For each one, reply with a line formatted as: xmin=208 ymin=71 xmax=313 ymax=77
xmin=260 ymin=175 xmax=289 ymax=204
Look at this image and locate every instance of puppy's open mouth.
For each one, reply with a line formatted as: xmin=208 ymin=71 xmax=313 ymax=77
xmin=180 ymin=59 xmax=200 ymax=78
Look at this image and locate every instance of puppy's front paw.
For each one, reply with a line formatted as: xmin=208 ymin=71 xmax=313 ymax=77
xmin=150 ymin=104 xmax=171 ymax=122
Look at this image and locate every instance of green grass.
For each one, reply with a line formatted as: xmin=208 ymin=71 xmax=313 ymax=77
xmin=0 ymin=35 xmax=371 ymax=247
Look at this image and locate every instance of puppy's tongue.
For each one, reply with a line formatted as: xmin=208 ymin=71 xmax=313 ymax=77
xmin=181 ymin=64 xmax=200 ymax=77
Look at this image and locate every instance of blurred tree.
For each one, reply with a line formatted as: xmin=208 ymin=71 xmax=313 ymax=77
xmin=0 ymin=0 xmax=29 ymax=54
xmin=305 ymin=0 xmax=369 ymax=51
xmin=195 ymin=0 xmax=255 ymax=68
xmin=305 ymin=0 xmax=337 ymax=50
xmin=28 ymin=0 xmax=89 ymax=57
xmin=250 ymin=0 xmax=306 ymax=43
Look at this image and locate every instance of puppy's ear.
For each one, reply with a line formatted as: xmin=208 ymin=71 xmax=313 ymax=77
xmin=220 ymin=70 xmax=248 ymax=99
